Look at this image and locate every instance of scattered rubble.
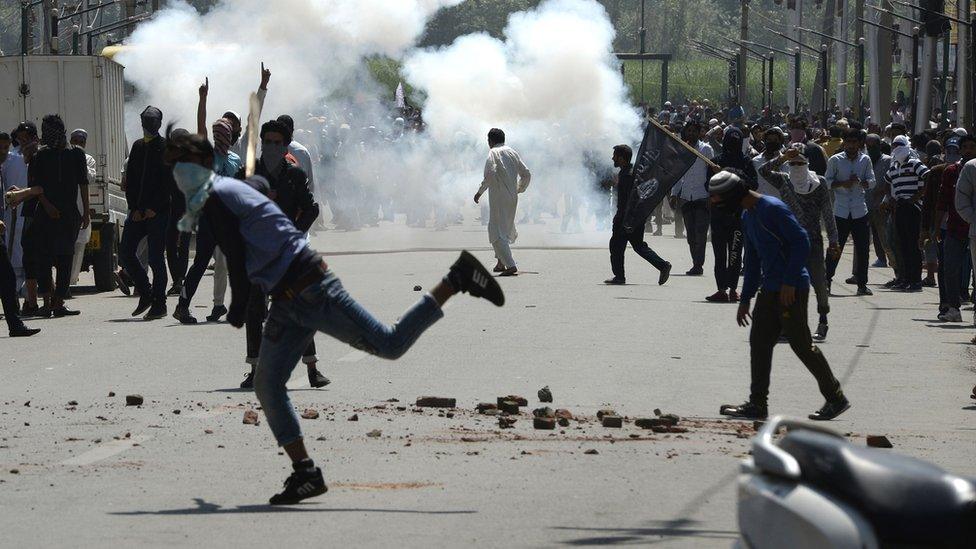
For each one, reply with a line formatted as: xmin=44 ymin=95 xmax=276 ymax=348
xmin=537 ymin=386 xmax=553 ymax=403
xmin=242 ymin=410 xmax=260 ymax=425
xmin=532 ymin=407 xmax=554 ymax=418
xmin=413 ymin=285 xmax=422 ymax=291
xmin=366 ymin=429 xmax=382 ymax=438
xmin=866 ymin=435 xmax=893 ymax=448
xmin=601 ymin=415 xmax=623 ymax=428
xmin=499 ymin=400 xmax=520 ymax=414
xmin=125 ymin=395 xmax=144 ymax=406
xmin=533 ymin=417 xmax=556 ymax=430
xmin=416 ymin=396 xmax=456 ymax=408
xmin=596 ymin=409 xmax=616 ymax=420
xmin=498 ymin=417 xmax=516 ymax=429
xmin=499 ymin=395 xmax=528 ymax=407
xmin=67 ymin=400 xmax=78 ymax=406
xmin=557 ymin=417 xmax=570 ymax=427
xmin=583 ymin=449 xmax=599 ymax=455
xmin=348 ymin=414 xmax=359 ymax=421
xmin=476 ymin=402 xmax=497 ymax=413
xmin=301 ymin=409 xmax=320 ymax=420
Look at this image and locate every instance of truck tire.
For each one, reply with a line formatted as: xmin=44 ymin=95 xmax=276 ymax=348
xmin=92 ymin=222 xmax=118 ymax=292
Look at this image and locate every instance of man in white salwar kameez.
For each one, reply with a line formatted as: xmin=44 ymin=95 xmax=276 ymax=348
xmin=474 ymin=129 xmax=531 ymax=276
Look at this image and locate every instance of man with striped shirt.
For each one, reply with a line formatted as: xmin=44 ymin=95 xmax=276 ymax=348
xmin=884 ymin=135 xmax=929 ymax=291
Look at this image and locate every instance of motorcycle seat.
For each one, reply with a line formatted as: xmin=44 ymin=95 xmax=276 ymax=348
xmin=779 ymin=429 xmax=976 ymax=546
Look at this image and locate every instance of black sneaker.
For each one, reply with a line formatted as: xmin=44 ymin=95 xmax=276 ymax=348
xmin=131 ymin=295 xmax=152 ymax=317
xmin=719 ymin=401 xmax=768 ymax=420
xmin=658 ymin=262 xmax=672 ymax=286
xmin=52 ymin=306 xmax=81 ymax=317
xmin=686 ymin=266 xmax=704 ymax=276
xmin=166 ymin=283 xmax=183 ymax=297
xmin=604 ymin=277 xmax=626 ymax=285
xmin=308 ymin=367 xmax=331 ymax=388
xmin=892 ymin=281 xmax=910 ymax=291
xmin=808 ymin=396 xmax=851 ymax=421
xmin=143 ymin=302 xmax=167 ymax=321
xmin=856 ymin=286 xmax=873 ymax=296
xmin=845 ymin=276 xmax=857 ymax=285
xmin=907 ymin=283 xmax=923 ymax=292
xmin=240 ymin=368 xmax=255 ymax=389
xmin=269 ymin=466 xmax=328 ymax=505
xmin=447 ymin=251 xmax=505 ymax=307
xmin=206 ymin=305 xmax=228 ymax=322
xmin=172 ymin=306 xmax=198 ymax=325
xmin=9 ymin=326 xmax=40 ymax=338
xmin=814 ymin=321 xmax=828 ymax=341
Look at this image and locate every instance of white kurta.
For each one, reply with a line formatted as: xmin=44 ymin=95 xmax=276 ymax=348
xmin=478 ymin=145 xmax=531 ymax=246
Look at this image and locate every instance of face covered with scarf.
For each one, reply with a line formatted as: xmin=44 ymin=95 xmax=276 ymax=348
xmin=891 ymin=135 xmax=911 ymax=164
xmin=40 ymin=114 xmax=67 ymax=150
xmin=141 ymin=106 xmax=163 ymax=138
xmin=787 ymin=156 xmax=820 ymax=195
xmin=212 ymin=118 xmax=233 ymax=156
xmin=166 ymin=130 xmax=216 ymax=233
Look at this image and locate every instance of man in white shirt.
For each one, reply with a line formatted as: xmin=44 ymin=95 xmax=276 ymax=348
xmin=474 ymin=128 xmax=531 ymax=276
xmin=670 ymin=120 xmax=713 ymax=275
xmin=68 ymin=129 xmax=96 ymax=288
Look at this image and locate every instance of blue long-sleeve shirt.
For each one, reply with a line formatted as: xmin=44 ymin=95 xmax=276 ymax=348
xmin=740 ymin=196 xmax=811 ymax=302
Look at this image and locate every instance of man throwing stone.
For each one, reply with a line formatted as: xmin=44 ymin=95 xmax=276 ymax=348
xmin=474 ymin=128 xmax=530 ymax=276
xmin=710 ymin=170 xmax=850 ymax=421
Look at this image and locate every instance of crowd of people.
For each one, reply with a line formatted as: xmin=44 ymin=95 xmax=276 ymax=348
xmin=3 ymin=61 xmax=976 ymax=502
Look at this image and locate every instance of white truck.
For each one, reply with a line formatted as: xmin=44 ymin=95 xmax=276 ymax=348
xmin=0 ymin=54 xmax=128 ymax=291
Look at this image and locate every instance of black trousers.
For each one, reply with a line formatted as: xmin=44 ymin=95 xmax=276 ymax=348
xmin=179 ymin=221 xmax=216 ymax=309
xmin=681 ymin=200 xmax=710 ymax=268
xmin=710 ymin=210 xmax=742 ymax=292
xmin=609 ymin=216 xmax=668 ymax=280
xmin=120 ymin=213 xmax=169 ymax=303
xmin=37 ymin=253 xmax=73 ymax=300
xmin=749 ymin=289 xmax=842 ymax=406
xmin=825 ymin=214 xmax=870 ymax=286
xmin=0 ymin=243 xmax=23 ymax=330
xmin=166 ymin=212 xmax=190 ymax=286
xmin=246 ymin=287 xmax=316 ymax=363
xmin=894 ymin=202 xmax=923 ymax=284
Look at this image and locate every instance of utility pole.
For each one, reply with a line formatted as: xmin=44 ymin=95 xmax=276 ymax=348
xmin=788 ymin=0 xmax=804 ymax=114
xmin=739 ymin=0 xmax=749 ymax=109
xmin=854 ymin=0 xmax=866 ymax=121
xmin=813 ymin=0 xmax=837 ymax=117
xmin=837 ymin=0 xmax=850 ymax=112
xmin=639 ymin=0 xmax=646 ymax=104
xmin=959 ymin=0 xmax=972 ymax=129
xmin=41 ymin=0 xmax=53 ymax=54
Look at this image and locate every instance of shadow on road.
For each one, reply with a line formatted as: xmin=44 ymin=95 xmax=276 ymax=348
xmin=110 ymin=498 xmax=476 ymax=516
xmin=552 ymin=520 xmax=737 ymax=545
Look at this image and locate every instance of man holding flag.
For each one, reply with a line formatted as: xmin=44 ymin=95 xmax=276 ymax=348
xmin=604 ymin=119 xmax=710 ymax=285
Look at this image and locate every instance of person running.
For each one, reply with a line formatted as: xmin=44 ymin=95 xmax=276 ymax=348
xmin=710 ymin=169 xmax=850 ymax=421
xmin=164 ymin=129 xmax=505 ymax=505
xmin=474 ymin=128 xmax=531 ymax=276
xmin=604 ymin=144 xmax=672 ymax=285
xmin=824 ymin=129 xmax=876 ymax=296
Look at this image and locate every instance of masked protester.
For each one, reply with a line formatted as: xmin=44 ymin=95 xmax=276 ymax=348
xmin=824 ymin=129 xmax=876 ymax=296
xmin=710 ymin=169 xmax=850 ymax=422
xmin=239 ymin=119 xmax=325 ymax=390
xmin=164 ymin=129 xmax=504 ymax=506
xmin=752 ymin=127 xmax=786 ymax=198
xmin=0 ymin=131 xmax=40 ymax=337
xmin=883 ymin=135 xmax=930 ymax=291
xmin=706 ymin=126 xmax=757 ymax=303
xmin=119 ymin=105 xmax=173 ymax=320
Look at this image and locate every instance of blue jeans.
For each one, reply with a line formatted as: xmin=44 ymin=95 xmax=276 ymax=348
xmin=120 ymin=212 xmax=169 ymax=302
xmin=254 ymin=271 xmax=444 ymax=446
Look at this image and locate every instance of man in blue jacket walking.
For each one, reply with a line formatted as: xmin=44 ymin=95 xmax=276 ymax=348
xmin=710 ymin=169 xmax=850 ymax=421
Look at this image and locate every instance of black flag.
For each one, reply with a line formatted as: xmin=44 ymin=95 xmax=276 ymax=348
xmin=622 ymin=120 xmax=701 ymax=233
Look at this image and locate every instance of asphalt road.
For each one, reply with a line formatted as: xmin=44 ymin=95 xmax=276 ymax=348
xmin=2 ymin=214 xmax=974 ymax=548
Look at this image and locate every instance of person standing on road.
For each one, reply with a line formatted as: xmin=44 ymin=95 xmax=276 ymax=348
xmin=604 ymin=144 xmax=672 ymax=285
xmin=0 ymin=132 xmax=40 ymax=337
xmin=865 ymin=134 xmax=895 ymax=272
xmin=884 ymin=135 xmax=930 ymax=292
xmin=164 ymin=130 xmax=506 ymax=505
xmin=759 ymin=146 xmax=840 ymax=340
xmin=954 ymin=154 xmax=976 ymax=330
xmin=120 ymin=106 xmax=173 ymax=320
xmin=824 ymin=129 xmax=876 ymax=296
xmin=67 ymin=129 xmax=95 ymax=290
xmin=931 ymin=136 xmax=976 ymax=323
xmin=711 ymin=169 xmax=850 ymax=422
xmin=474 ymin=128 xmax=531 ymax=276
xmin=670 ymin=121 xmax=713 ymax=276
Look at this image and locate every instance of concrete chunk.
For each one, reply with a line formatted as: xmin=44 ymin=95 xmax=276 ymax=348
xmin=416 ymin=396 xmax=456 ymax=408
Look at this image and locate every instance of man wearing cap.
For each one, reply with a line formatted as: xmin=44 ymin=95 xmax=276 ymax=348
xmin=119 ymin=105 xmax=173 ymax=320
xmin=710 ymin=169 xmax=850 ymax=422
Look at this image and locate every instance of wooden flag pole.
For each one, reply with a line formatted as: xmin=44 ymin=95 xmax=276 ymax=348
xmin=647 ymin=117 xmax=722 ymax=171
xmin=244 ymin=92 xmax=262 ymax=178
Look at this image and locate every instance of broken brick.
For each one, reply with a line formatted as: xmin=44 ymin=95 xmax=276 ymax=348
xmin=635 ymin=416 xmax=678 ymax=429
xmin=601 ymin=415 xmax=623 ymax=428
xmin=125 ymin=395 xmax=144 ymax=406
xmin=866 ymin=435 xmax=893 ymax=448
xmin=596 ymin=409 xmax=617 ymax=420
xmin=476 ymin=402 xmax=497 ymax=413
xmin=348 ymin=414 xmax=359 ymax=421
xmin=416 ymin=396 xmax=456 ymax=408
xmin=243 ymin=410 xmax=260 ymax=425
xmin=533 ymin=417 xmax=556 ymax=430
xmin=499 ymin=400 xmax=520 ymax=414
xmin=301 ymin=409 xmax=320 ymax=420
xmin=554 ymin=409 xmax=573 ymax=420
xmin=498 ymin=395 xmax=528 ymax=407
xmin=498 ymin=417 xmax=517 ymax=429
xmin=366 ymin=429 xmax=382 ymax=438
xmin=583 ymin=449 xmax=599 ymax=455
xmin=538 ymin=386 xmax=553 ymax=403
xmin=557 ymin=417 xmax=570 ymax=427
xmin=532 ymin=407 xmax=554 ymax=418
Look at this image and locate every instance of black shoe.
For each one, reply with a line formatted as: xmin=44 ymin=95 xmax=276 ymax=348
xmin=892 ymin=281 xmax=910 ymax=291
xmin=686 ymin=266 xmax=704 ymax=276
xmin=206 ymin=305 xmax=228 ymax=322
xmin=719 ymin=401 xmax=768 ymax=420
xmin=33 ymin=306 xmax=52 ymax=319
xmin=907 ymin=283 xmax=923 ymax=292
xmin=240 ymin=368 xmax=255 ymax=389
xmin=9 ymin=326 xmax=40 ymax=338
xmin=883 ymin=278 xmax=900 ymax=289
xmin=173 ymin=306 xmax=198 ymax=325
xmin=143 ymin=302 xmax=167 ymax=321
xmin=922 ymin=277 xmax=937 ymax=288
xmin=845 ymin=276 xmax=857 ymax=285
xmin=20 ymin=303 xmax=39 ymax=318
xmin=604 ymin=277 xmax=626 ymax=285
xmin=269 ymin=465 xmax=328 ymax=505
xmin=814 ymin=321 xmax=828 ymax=340
xmin=808 ymin=396 xmax=851 ymax=421
xmin=114 ymin=272 xmax=131 ymax=296
xmin=131 ymin=295 xmax=152 ymax=317
xmin=51 ymin=306 xmax=81 ymax=317
xmin=308 ymin=367 xmax=331 ymax=388
xmin=658 ymin=263 xmax=672 ymax=286
xmin=166 ymin=283 xmax=183 ymax=297
xmin=447 ymin=251 xmax=505 ymax=307
xmin=856 ymin=286 xmax=873 ymax=296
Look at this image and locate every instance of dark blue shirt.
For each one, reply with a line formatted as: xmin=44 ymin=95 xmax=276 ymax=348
xmin=740 ymin=195 xmax=811 ymax=302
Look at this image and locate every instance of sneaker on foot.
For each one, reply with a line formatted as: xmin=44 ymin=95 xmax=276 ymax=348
xmin=114 ymin=271 xmax=131 ymax=296
xmin=308 ymin=367 xmax=331 ymax=388
xmin=871 ymin=258 xmax=888 ymax=268
xmin=705 ymin=290 xmax=729 ymax=303
xmin=814 ymin=321 xmax=829 ymax=340
xmin=719 ymin=401 xmax=768 ymax=420
xmin=447 ymin=251 xmax=505 ymax=307
xmin=173 ymin=306 xmax=198 ymax=325
xmin=269 ymin=466 xmax=328 ymax=505
xmin=907 ymin=283 xmax=923 ymax=292
xmin=922 ymin=277 xmax=937 ymax=288
xmin=240 ymin=369 xmax=255 ymax=389
xmin=685 ymin=266 xmax=704 ymax=276
xmin=51 ymin=306 xmax=81 ymax=317
xmin=143 ymin=302 xmax=167 ymax=321
xmin=206 ymin=305 xmax=228 ymax=322
xmin=131 ymin=295 xmax=152 ymax=317
xmin=9 ymin=326 xmax=40 ymax=338
xmin=808 ymin=396 xmax=851 ymax=421
xmin=166 ymin=283 xmax=183 ymax=297
xmin=856 ymin=286 xmax=873 ymax=296
xmin=938 ymin=307 xmax=963 ymax=322
xmin=498 ymin=267 xmax=518 ymax=277
xmin=658 ymin=263 xmax=672 ymax=286
xmin=845 ymin=275 xmax=857 ymax=285
xmin=604 ymin=277 xmax=626 ymax=285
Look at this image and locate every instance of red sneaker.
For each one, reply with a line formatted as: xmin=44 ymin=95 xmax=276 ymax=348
xmin=728 ymin=290 xmax=740 ymax=302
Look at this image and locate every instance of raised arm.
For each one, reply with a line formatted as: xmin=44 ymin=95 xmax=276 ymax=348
xmin=197 ymin=77 xmax=209 ymax=138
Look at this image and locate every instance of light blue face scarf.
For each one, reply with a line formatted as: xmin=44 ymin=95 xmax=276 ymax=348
xmin=173 ymin=162 xmax=215 ymax=232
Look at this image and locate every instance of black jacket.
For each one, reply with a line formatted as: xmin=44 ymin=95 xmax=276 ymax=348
xmin=256 ymin=160 xmax=319 ymax=233
xmin=616 ymin=165 xmax=635 ymax=218
xmin=125 ymin=136 xmax=174 ymax=213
